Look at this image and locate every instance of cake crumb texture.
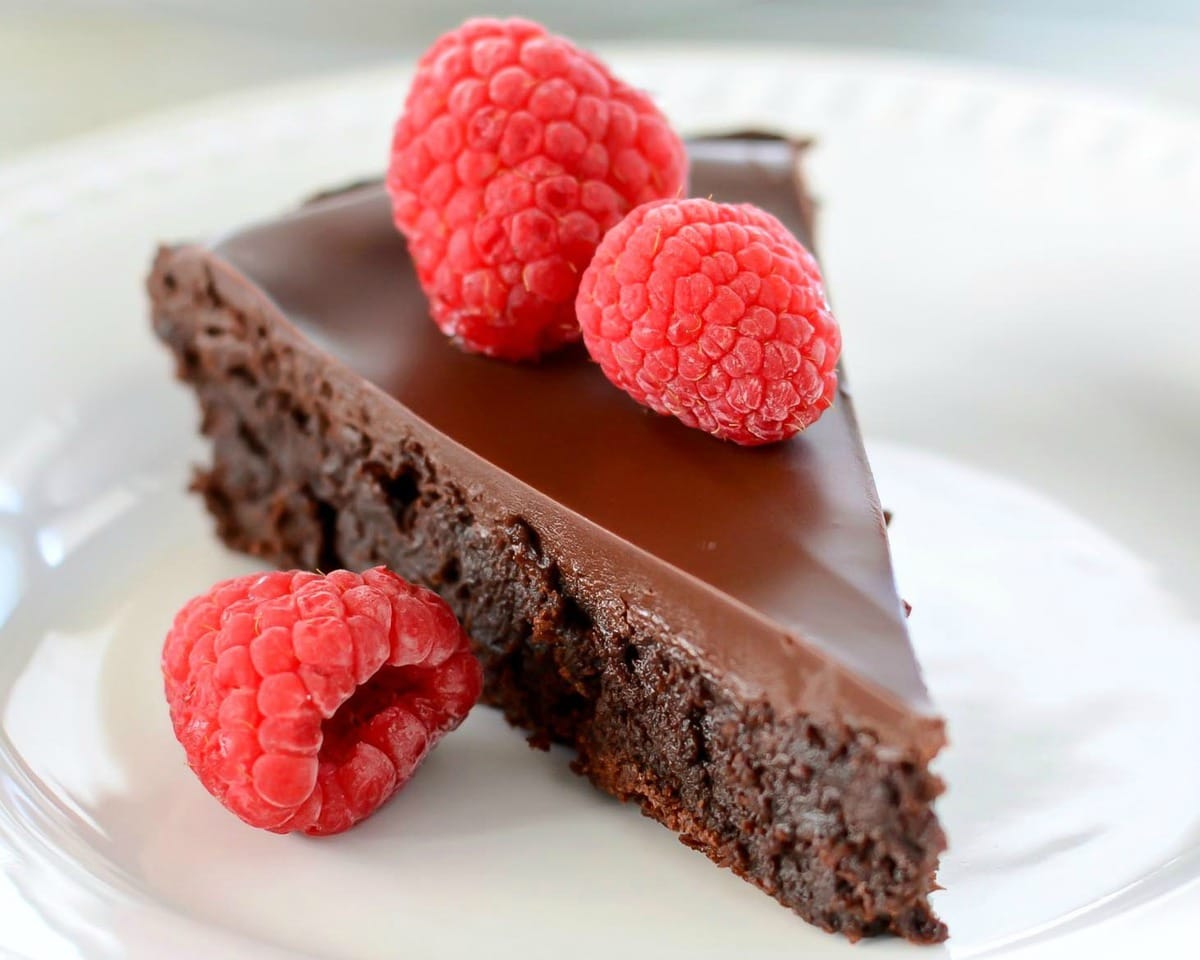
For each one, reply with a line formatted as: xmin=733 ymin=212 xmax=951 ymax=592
xmin=150 ymin=247 xmax=947 ymax=943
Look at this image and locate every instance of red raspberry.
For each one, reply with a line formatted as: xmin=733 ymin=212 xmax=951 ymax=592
xmin=387 ymin=17 xmax=688 ymax=361
xmin=576 ymin=198 xmax=842 ymax=445
xmin=162 ymin=567 xmax=482 ymax=835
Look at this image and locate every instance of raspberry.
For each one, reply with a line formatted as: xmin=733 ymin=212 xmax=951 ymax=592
xmin=387 ymin=17 xmax=687 ymax=361
xmin=576 ymin=198 xmax=842 ymax=445
xmin=162 ymin=567 xmax=482 ymax=835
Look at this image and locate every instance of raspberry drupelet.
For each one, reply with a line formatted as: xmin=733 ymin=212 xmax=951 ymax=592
xmin=162 ymin=567 xmax=482 ymax=835
xmin=387 ymin=17 xmax=688 ymax=361
xmin=576 ymin=197 xmax=842 ymax=445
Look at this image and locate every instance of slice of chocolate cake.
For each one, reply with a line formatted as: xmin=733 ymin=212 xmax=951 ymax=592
xmin=149 ymin=136 xmax=947 ymax=942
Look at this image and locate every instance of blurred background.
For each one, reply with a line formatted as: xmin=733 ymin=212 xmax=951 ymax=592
xmin=2 ymin=0 xmax=1198 ymax=159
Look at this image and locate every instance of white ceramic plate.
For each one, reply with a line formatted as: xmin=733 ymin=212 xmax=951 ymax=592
xmin=1 ymin=49 xmax=1198 ymax=960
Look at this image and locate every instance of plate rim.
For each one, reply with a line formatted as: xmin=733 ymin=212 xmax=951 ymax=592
xmin=2 ymin=41 xmax=1198 ymax=216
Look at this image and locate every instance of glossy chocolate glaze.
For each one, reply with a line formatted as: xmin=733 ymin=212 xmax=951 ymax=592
xmin=209 ymin=137 xmax=943 ymax=755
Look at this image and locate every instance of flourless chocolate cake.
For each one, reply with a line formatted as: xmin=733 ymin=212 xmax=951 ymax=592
xmin=149 ymin=136 xmax=947 ymax=942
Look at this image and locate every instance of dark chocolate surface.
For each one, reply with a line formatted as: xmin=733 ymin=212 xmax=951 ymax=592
xmin=211 ymin=138 xmax=941 ymax=753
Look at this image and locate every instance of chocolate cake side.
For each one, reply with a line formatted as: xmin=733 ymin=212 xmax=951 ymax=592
xmin=149 ymin=247 xmax=947 ymax=943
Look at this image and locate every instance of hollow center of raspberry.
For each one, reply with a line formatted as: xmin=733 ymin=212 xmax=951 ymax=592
xmin=319 ymin=664 xmax=428 ymax=765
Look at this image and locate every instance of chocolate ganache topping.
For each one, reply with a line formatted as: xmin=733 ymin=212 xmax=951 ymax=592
xmin=200 ymin=136 xmax=943 ymax=758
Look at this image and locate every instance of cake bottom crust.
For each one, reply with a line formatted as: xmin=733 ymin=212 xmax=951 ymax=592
xmin=151 ymin=251 xmax=948 ymax=944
